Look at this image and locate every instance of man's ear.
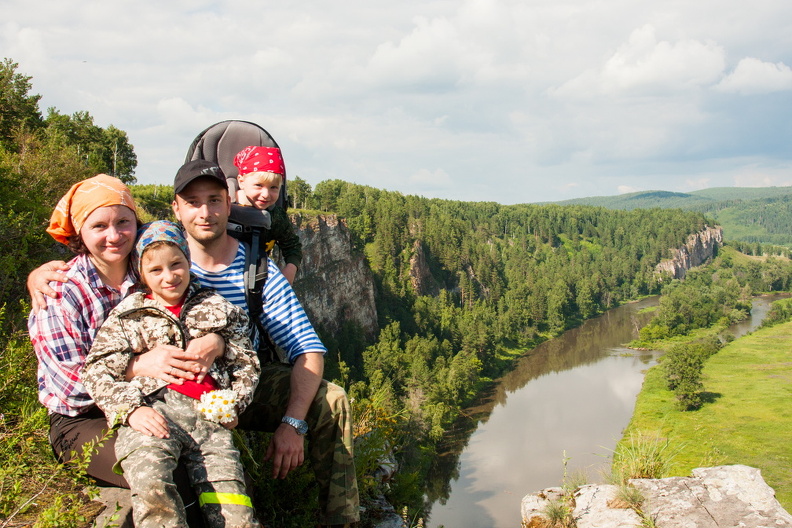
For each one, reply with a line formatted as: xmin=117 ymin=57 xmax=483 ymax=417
xmin=172 ymin=199 xmax=181 ymax=221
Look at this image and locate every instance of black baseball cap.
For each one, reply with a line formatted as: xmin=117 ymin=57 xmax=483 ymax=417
xmin=174 ymin=160 xmax=228 ymax=194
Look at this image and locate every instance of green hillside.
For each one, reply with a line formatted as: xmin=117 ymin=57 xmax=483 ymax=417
xmin=690 ymin=186 xmax=792 ymax=202
xmin=553 ymin=187 xmax=792 ymax=247
xmin=553 ymin=190 xmax=712 ymax=210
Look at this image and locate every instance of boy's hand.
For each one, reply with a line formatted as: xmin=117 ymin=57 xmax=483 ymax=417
xmin=28 ymin=261 xmax=70 ymax=312
xmin=222 ymin=416 xmax=239 ymax=430
xmin=128 ymin=407 xmax=169 ymax=438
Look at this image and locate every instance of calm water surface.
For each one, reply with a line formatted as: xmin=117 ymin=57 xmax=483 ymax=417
xmin=426 ymin=295 xmax=786 ymax=528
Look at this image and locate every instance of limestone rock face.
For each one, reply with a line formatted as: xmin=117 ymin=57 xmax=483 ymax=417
xmin=280 ymin=213 xmax=378 ymax=340
xmin=521 ymin=465 xmax=792 ymax=528
xmin=655 ymin=226 xmax=723 ymax=280
xmin=409 ymin=240 xmax=439 ymax=297
xmin=633 ymin=465 xmax=792 ymax=528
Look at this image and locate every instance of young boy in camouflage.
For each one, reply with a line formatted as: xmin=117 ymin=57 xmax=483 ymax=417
xmin=83 ymin=220 xmax=262 ymax=528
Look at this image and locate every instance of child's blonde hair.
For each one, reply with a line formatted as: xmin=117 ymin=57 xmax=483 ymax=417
xmin=239 ymin=171 xmax=282 ymax=187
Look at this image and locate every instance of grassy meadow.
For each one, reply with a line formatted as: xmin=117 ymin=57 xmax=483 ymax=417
xmin=622 ymin=320 xmax=792 ymax=509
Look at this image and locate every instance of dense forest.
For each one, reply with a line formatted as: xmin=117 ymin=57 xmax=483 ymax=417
xmin=3 ymin=58 xmax=787 ymax=525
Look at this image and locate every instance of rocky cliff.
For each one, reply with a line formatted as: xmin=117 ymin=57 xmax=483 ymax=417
xmin=655 ymin=226 xmax=723 ymax=280
xmin=279 ymin=213 xmax=379 ymax=340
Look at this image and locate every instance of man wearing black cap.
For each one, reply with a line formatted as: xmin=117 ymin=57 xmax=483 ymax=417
xmin=170 ymin=160 xmax=359 ymax=528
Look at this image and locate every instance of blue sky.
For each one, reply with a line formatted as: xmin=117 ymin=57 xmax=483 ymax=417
xmin=3 ymin=0 xmax=792 ymax=204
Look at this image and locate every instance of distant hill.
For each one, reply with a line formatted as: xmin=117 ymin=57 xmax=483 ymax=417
xmin=552 ymin=187 xmax=792 ymax=247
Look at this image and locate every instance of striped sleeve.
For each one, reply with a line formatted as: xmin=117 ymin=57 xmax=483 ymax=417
xmin=262 ymin=260 xmax=326 ymax=363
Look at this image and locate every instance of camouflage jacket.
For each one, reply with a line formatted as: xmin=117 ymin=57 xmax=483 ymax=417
xmin=83 ymin=280 xmax=260 ymax=427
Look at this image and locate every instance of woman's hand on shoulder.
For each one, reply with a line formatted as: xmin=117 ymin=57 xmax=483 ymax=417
xmin=128 ymin=406 xmax=169 ymax=438
xmin=28 ymin=261 xmax=70 ymax=312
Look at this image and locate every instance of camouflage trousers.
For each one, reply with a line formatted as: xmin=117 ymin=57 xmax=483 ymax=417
xmin=238 ymin=362 xmax=360 ymax=525
xmin=115 ymin=389 xmax=260 ymax=528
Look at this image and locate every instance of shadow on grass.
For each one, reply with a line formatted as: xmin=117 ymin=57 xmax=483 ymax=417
xmin=700 ymin=392 xmax=723 ymax=405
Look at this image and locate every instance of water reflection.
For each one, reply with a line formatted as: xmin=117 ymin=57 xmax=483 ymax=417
xmin=426 ymin=295 xmax=786 ymax=528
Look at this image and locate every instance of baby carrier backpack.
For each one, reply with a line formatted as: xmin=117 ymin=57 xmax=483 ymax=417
xmin=185 ymin=120 xmax=288 ymax=362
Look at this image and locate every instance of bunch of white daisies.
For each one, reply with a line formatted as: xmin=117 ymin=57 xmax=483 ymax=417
xmin=199 ymin=389 xmax=237 ymax=424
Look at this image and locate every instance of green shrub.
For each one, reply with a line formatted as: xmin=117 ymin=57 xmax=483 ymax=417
xmin=664 ymin=339 xmax=723 ymax=410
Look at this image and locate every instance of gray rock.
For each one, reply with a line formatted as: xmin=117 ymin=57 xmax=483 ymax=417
xmin=521 ymin=485 xmax=642 ymax=528
xmin=574 ymin=484 xmax=642 ymax=528
xmin=521 ymin=466 xmax=792 ymax=528
xmin=632 ymin=465 xmax=792 ymax=527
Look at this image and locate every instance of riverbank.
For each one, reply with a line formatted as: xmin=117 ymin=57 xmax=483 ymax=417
xmin=622 ymin=319 xmax=792 ymax=510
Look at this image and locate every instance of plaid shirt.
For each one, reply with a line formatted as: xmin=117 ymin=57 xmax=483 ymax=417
xmin=28 ymin=254 xmax=136 ymax=416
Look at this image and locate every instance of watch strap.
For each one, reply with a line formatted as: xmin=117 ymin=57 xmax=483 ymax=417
xmin=281 ymin=415 xmax=308 ymax=435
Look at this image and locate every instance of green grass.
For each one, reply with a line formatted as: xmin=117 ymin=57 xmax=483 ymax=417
xmin=623 ymin=320 xmax=792 ymax=509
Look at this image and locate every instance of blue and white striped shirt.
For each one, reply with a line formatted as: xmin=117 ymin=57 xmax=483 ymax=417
xmin=191 ymin=243 xmax=326 ymax=363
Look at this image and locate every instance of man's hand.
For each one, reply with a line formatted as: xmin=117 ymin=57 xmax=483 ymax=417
xmin=28 ymin=261 xmax=70 ymax=312
xmin=263 ymin=352 xmax=323 ymax=479
xmin=266 ymin=422 xmax=306 ymax=478
xmin=184 ymin=333 xmax=224 ymax=383
xmin=128 ymin=406 xmax=169 ymax=438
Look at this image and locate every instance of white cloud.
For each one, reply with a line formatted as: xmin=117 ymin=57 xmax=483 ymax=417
xmin=716 ymin=57 xmax=792 ymax=94
xmin=731 ymin=165 xmax=792 ymax=187
xmin=2 ymin=0 xmax=792 ymax=204
xmin=600 ymin=25 xmax=725 ymax=94
xmin=555 ymin=25 xmax=725 ymax=98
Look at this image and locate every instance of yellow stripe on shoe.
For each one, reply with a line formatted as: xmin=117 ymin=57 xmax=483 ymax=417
xmin=198 ymin=492 xmax=253 ymax=508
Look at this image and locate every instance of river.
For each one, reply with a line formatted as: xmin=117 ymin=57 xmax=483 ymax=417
xmin=425 ymin=294 xmax=786 ymax=528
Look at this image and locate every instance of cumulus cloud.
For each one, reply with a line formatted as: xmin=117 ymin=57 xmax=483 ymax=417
xmin=555 ymin=25 xmax=725 ymax=98
xmin=600 ymin=25 xmax=725 ymax=94
xmin=715 ymin=57 xmax=792 ymax=94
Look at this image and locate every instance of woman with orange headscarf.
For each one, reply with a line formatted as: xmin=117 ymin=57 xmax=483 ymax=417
xmin=29 ymin=174 xmax=141 ymax=486
xmin=28 ymin=176 xmax=218 ymax=523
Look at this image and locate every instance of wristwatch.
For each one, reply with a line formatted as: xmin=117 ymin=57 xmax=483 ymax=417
xmin=281 ymin=416 xmax=309 ymax=435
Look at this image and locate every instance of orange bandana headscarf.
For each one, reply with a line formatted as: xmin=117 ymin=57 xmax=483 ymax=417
xmin=47 ymin=174 xmax=136 ymax=245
